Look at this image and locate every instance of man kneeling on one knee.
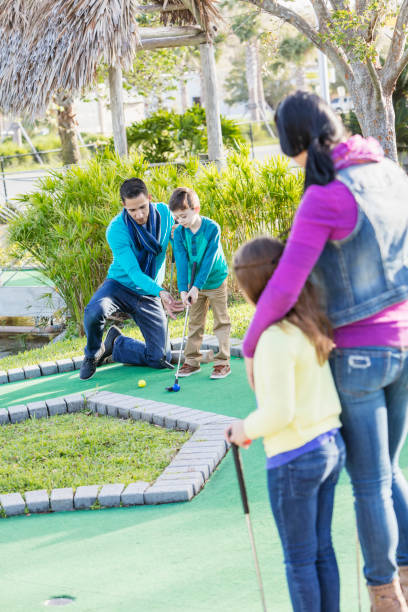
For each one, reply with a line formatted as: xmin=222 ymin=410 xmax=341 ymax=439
xmin=80 ymin=177 xmax=183 ymax=381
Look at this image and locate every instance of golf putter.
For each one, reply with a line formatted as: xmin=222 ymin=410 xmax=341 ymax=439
xmin=160 ymin=249 xmax=176 ymax=370
xmin=230 ymin=440 xmax=268 ymax=612
xmin=166 ymin=261 xmax=197 ymax=392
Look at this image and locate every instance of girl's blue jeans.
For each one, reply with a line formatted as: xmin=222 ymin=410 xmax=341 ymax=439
xmin=84 ymin=279 xmax=171 ymax=367
xmin=267 ymin=431 xmax=346 ymax=612
xmin=330 ymin=346 xmax=408 ymax=586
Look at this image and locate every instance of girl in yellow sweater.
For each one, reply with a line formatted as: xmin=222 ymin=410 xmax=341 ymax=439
xmin=227 ymin=236 xmax=345 ymax=612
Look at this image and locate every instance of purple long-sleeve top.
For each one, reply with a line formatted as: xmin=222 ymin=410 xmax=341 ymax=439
xmin=243 ymin=136 xmax=408 ymax=358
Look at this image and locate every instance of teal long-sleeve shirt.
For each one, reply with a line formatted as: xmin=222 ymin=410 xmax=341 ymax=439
xmin=173 ymin=216 xmax=228 ymax=291
xmin=106 ymin=203 xmax=173 ymax=296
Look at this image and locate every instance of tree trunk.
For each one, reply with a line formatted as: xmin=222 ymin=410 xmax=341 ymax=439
xmin=200 ymin=42 xmax=224 ymax=166
xmin=295 ymin=66 xmax=306 ymax=90
xmin=255 ymin=39 xmax=267 ymax=116
xmin=108 ymin=65 xmax=128 ymax=157
xmin=180 ymin=78 xmax=189 ymax=113
xmin=54 ymin=92 xmax=80 ymax=166
xmin=11 ymin=122 xmax=22 ymax=146
xmin=246 ymin=39 xmax=260 ymax=121
xmin=96 ymin=97 xmax=105 ymax=135
xmin=199 ymin=66 xmax=206 ymax=108
xmin=348 ymin=66 xmax=398 ymax=161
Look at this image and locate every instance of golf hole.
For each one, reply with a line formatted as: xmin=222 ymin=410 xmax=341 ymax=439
xmin=44 ymin=595 xmax=75 ymax=606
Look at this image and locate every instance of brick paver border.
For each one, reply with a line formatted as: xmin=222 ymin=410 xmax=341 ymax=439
xmin=0 ymin=390 xmax=236 ymax=517
xmin=0 ymin=336 xmax=243 ymax=385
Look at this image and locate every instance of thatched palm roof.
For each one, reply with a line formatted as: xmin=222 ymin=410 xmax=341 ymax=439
xmin=0 ymin=0 xmax=220 ymax=118
xmin=157 ymin=0 xmax=219 ymax=32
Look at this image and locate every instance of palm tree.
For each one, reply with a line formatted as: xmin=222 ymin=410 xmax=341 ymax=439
xmin=231 ymin=11 xmax=266 ymax=121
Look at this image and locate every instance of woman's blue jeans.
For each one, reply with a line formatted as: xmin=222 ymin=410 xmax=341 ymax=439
xmin=330 ymin=346 xmax=408 ymax=586
xmin=267 ymin=431 xmax=346 ymax=612
xmin=84 ymin=279 xmax=171 ymax=368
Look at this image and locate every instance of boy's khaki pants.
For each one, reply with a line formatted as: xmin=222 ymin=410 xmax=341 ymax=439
xmin=184 ymin=280 xmax=231 ymax=367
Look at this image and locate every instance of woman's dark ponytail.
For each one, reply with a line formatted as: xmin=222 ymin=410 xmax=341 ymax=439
xmin=304 ymin=135 xmax=336 ymax=190
xmin=275 ymin=91 xmax=345 ymax=191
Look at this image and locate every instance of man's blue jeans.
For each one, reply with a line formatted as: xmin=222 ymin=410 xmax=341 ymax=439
xmin=330 ymin=347 xmax=408 ymax=586
xmin=267 ymin=431 xmax=346 ymax=612
xmin=84 ymin=279 xmax=170 ymax=368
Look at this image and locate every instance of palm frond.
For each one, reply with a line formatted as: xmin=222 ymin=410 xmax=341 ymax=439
xmin=0 ymin=0 xmax=140 ymax=117
xmin=0 ymin=0 xmax=221 ymax=119
xmin=158 ymin=0 xmax=221 ymax=35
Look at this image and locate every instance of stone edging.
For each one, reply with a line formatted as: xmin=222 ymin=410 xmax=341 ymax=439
xmin=0 ymin=390 xmax=236 ymax=517
xmin=0 ymin=335 xmax=243 ymax=385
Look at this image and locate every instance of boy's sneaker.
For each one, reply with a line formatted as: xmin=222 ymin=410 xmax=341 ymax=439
xmin=178 ymin=364 xmax=201 ymax=377
xmin=210 ymin=365 xmax=231 ymax=379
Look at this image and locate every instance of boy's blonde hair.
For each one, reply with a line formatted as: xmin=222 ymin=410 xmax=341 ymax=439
xmin=169 ymin=187 xmax=200 ymax=211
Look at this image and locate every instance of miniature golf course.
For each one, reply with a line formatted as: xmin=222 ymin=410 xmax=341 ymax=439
xmin=1 ymin=357 xmax=395 ymax=610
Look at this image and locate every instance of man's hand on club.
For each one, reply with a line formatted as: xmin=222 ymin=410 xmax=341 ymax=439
xmin=160 ymin=290 xmax=184 ymax=319
xmin=181 ymin=286 xmax=198 ymax=307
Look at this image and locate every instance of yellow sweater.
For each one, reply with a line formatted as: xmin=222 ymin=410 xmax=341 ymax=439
xmin=244 ymin=321 xmax=342 ymax=458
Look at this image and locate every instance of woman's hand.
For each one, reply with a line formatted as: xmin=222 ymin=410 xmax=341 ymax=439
xmin=225 ymin=420 xmax=250 ymax=448
xmin=245 ymin=356 xmax=255 ymax=390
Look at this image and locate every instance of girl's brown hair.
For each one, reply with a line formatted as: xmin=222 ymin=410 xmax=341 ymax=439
xmin=234 ymin=236 xmax=333 ymax=364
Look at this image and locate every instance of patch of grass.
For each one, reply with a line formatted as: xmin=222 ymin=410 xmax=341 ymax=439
xmin=0 ymin=299 xmax=254 ymax=371
xmin=0 ymin=412 xmax=190 ymax=494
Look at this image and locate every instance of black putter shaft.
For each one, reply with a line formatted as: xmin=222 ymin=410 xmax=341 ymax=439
xmin=173 ymin=261 xmax=197 ymax=385
xmin=231 ymin=443 xmax=268 ymax=612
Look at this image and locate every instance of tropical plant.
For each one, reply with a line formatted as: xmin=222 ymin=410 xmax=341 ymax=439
xmin=126 ymin=105 xmax=245 ymax=162
xmin=8 ymin=148 xmax=303 ymax=333
xmin=126 ymin=110 xmax=177 ymax=162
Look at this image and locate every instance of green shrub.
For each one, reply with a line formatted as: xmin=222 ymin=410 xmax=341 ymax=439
xmin=9 ymin=148 xmax=303 ymax=333
xmin=127 ymin=109 xmax=177 ymax=162
xmin=126 ymin=105 xmax=246 ymax=162
xmin=0 ymin=141 xmax=30 ymax=167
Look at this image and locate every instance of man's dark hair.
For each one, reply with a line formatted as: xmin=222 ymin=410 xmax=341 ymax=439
xmin=120 ymin=178 xmax=148 ymax=202
xmin=168 ymin=187 xmax=200 ymax=211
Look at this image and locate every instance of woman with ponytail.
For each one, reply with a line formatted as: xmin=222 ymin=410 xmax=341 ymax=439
xmin=239 ymin=91 xmax=408 ymax=610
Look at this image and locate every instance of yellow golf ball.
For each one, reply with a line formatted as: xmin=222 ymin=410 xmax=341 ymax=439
xmin=138 ymin=379 xmax=146 ymax=388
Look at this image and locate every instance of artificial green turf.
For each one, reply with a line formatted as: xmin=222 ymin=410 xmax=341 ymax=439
xmin=0 ymin=300 xmax=253 ymax=371
xmin=0 ymin=358 xmax=394 ymax=610
xmin=0 ymin=269 xmax=51 ymax=287
xmin=0 ymin=413 xmax=189 ymax=493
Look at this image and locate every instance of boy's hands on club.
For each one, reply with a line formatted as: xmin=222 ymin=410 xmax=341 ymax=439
xmin=181 ymin=286 xmax=199 ymax=307
xmin=160 ymin=290 xmax=184 ymax=319
xmin=225 ymin=420 xmax=251 ymax=448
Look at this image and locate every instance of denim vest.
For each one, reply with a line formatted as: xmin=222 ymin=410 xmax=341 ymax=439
xmin=313 ymin=159 xmax=408 ymax=328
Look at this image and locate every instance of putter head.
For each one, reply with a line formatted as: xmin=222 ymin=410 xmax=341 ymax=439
xmin=165 ymin=384 xmax=180 ymax=392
